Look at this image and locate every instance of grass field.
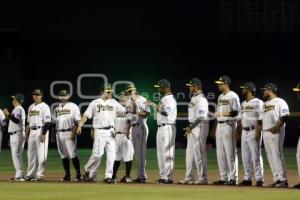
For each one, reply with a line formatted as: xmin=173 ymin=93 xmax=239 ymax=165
xmin=0 ymin=148 xmax=300 ymax=200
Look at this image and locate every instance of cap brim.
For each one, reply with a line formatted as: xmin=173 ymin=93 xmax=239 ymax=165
xmin=154 ymin=85 xmax=161 ymax=88
xmin=240 ymin=86 xmax=247 ymax=89
xmin=260 ymin=87 xmax=267 ymax=91
xmin=32 ymin=92 xmax=42 ymax=95
xmin=11 ymin=95 xmax=16 ymax=99
xmin=215 ymin=80 xmax=225 ymax=84
xmin=293 ymin=88 xmax=300 ymax=92
xmin=126 ymin=87 xmax=136 ymax=91
xmin=58 ymin=95 xmax=70 ymax=98
xmin=186 ymin=83 xmax=194 ymax=87
xmin=104 ymin=89 xmax=113 ymax=92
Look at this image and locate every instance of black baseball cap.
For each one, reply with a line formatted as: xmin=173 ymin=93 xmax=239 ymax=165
xmin=240 ymin=82 xmax=256 ymax=93
xmin=12 ymin=93 xmax=24 ymax=103
xmin=215 ymin=75 xmax=231 ymax=85
xmin=186 ymin=78 xmax=202 ymax=87
xmin=261 ymin=83 xmax=278 ymax=93
xmin=58 ymin=90 xmax=70 ymax=97
xmin=126 ymin=84 xmax=136 ymax=91
xmin=293 ymin=82 xmax=300 ymax=92
xmin=154 ymin=79 xmax=171 ymax=88
xmin=32 ymin=89 xmax=43 ymax=96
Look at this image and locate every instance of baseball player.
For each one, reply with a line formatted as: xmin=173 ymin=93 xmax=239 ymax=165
xmin=293 ymin=82 xmax=300 ymax=188
xmin=76 ymin=84 xmax=126 ymax=184
xmin=112 ymin=91 xmax=134 ymax=183
xmin=149 ymin=79 xmax=177 ymax=184
xmin=3 ymin=94 xmax=26 ymax=181
xmin=25 ymin=89 xmax=51 ymax=181
xmin=237 ymin=82 xmax=264 ymax=187
xmin=0 ymin=108 xmax=6 ymax=153
xmin=213 ymin=75 xmax=240 ymax=185
xmin=125 ymin=84 xmax=150 ymax=183
xmin=178 ymin=78 xmax=209 ymax=185
xmin=52 ymin=90 xmax=82 ymax=181
xmin=261 ymin=83 xmax=289 ymax=188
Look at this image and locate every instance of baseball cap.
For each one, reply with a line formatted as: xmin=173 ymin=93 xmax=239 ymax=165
xmin=293 ymin=82 xmax=300 ymax=92
xmin=186 ymin=78 xmax=202 ymax=87
xmin=118 ymin=90 xmax=128 ymax=97
xmin=261 ymin=83 xmax=278 ymax=93
xmin=104 ymin=84 xmax=113 ymax=92
xmin=240 ymin=82 xmax=256 ymax=93
xmin=215 ymin=75 xmax=231 ymax=85
xmin=12 ymin=93 xmax=25 ymax=103
xmin=32 ymin=89 xmax=43 ymax=96
xmin=58 ymin=90 xmax=70 ymax=97
xmin=154 ymin=79 xmax=171 ymax=88
xmin=126 ymin=84 xmax=136 ymax=91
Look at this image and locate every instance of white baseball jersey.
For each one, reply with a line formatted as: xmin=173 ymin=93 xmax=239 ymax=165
xmin=0 ymin=109 xmax=6 ymax=127
xmin=84 ymin=98 xmax=125 ymax=128
xmin=52 ymin=102 xmax=81 ymax=130
xmin=8 ymin=105 xmax=26 ymax=132
xmin=27 ymin=102 xmax=51 ymax=127
xmin=262 ymin=97 xmax=290 ymax=130
xmin=157 ymin=94 xmax=177 ymax=125
xmin=240 ymin=98 xmax=264 ymax=127
xmin=115 ymin=115 xmax=130 ymax=133
xmin=126 ymin=95 xmax=150 ymax=125
xmin=188 ymin=93 xmax=209 ymax=123
xmin=217 ymin=91 xmax=240 ymax=121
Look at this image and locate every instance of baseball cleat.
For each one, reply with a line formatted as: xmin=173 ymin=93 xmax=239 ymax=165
xmin=269 ymin=180 xmax=281 ymax=187
xmin=82 ymin=171 xmax=90 ymax=182
xmin=194 ymin=180 xmax=208 ymax=185
xmin=157 ymin=179 xmax=173 ymax=184
xmin=274 ymin=180 xmax=288 ymax=188
xmin=119 ymin=176 xmax=132 ymax=183
xmin=177 ymin=179 xmax=194 ymax=185
xmin=255 ymin=181 xmax=264 ymax=187
xmin=61 ymin=174 xmax=71 ymax=181
xmin=25 ymin=176 xmax=34 ymax=182
xmin=238 ymin=180 xmax=252 ymax=186
xmin=293 ymin=183 xmax=300 ymax=188
xmin=74 ymin=173 xmax=82 ymax=182
xmin=104 ymin=178 xmax=116 ymax=184
xmin=212 ymin=180 xmax=227 ymax=185
xmin=224 ymin=179 xmax=236 ymax=186
xmin=133 ymin=178 xmax=146 ymax=183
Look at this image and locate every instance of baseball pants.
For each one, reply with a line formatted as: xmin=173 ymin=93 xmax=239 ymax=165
xmin=27 ymin=129 xmax=49 ymax=179
xmin=156 ymin=124 xmax=176 ymax=180
xmin=10 ymin=130 xmax=25 ymax=178
xmin=56 ymin=131 xmax=77 ymax=159
xmin=185 ymin=123 xmax=209 ymax=182
xmin=115 ymin=133 xmax=134 ymax=162
xmin=241 ymin=129 xmax=264 ymax=181
xmin=216 ymin=122 xmax=238 ymax=182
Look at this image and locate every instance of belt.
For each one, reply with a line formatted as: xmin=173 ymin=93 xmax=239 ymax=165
xmin=30 ymin=126 xmax=41 ymax=130
xmin=9 ymin=131 xmax=20 ymax=135
xmin=158 ymin=123 xmax=174 ymax=127
xmin=116 ymin=132 xmax=125 ymax=134
xmin=57 ymin=128 xmax=72 ymax=132
xmin=218 ymin=120 xmax=232 ymax=124
xmin=132 ymin=123 xmax=139 ymax=127
xmin=243 ymin=126 xmax=255 ymax=131
xmin=96 ymin=126 xmax=113 ymax=130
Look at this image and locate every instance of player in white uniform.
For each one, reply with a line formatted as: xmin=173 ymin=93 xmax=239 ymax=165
xmin=237 ymin=82 xmax=264 ymax=187
xmin=293 ymin=82 xmax=300 ymax=188
xmin=261 ymin=83 xmax=289 ymax=188
xmin=178 ymin=78 xmax=209 ymax=185
xmin=213 ymin=75 xmax=240 ymax=185
xmin=112 ymin=91 xmax=134 ymax=183
xmin=0 ymin=108 xmax=7 ymax=153
xmin=125 ymin=84 xmax=150 ymax=183
xmin=52 ymin=90 xmax=82 ymax=181
xmin=3 ymin=94 xmax=26 ymax=181
xmin=150 ymin=79 xmax=177 ymax=184
xmin=25 ymin=89 xmax=51 ymax=181
xmin=76 ymin=84 xmax=126 ymax=184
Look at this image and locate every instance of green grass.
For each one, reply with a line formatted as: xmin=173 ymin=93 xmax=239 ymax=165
xmin=0 ymin=148 xmax=300 ymax=200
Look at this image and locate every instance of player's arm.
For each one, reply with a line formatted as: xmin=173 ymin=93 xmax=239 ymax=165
xmin=76 ymin=116 xmax=88 ymax=135
xmin=40 ymin=106 xmax=52 ymax=143
xmin=268 ymin=101 xmax=289 ymax=134
xmin=76 ymin=101 xmax=94 ymax=135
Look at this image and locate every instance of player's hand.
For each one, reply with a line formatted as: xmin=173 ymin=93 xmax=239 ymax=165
xmin=214 ymin=112 xmax=222 ymax=118
xmin=76 ymin=126 xmax=82 ymax=135
xmin=90 ymin=129 xmax=94 ymax=140
xmin=40 ymin=134 xmax=46 ymax=143
xmin=3 ymin=108 xmax=10 ymax=117
xmin=183 ymin=127 xmax=192 ymax=137
xmin=268 ymin=126 xmax=279 ymax=134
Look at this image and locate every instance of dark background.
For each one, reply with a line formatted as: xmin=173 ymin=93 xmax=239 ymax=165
xmin=1 ymin=1 xmax=300 ymax=148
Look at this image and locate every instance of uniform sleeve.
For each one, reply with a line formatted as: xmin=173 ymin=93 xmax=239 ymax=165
xmin=279 ymin=100 xmax=290 ymax=117
xmin=83 ymin=101 xmax=94 ymax=119
xmin=43 ymin=105 xmax=51 ymax=123
xmin=27 ymin=107 xmax=31 ymax=123
xmin=74 ymin=105 xmax=81 ymax=122
xmin=163 ymin=96 xmax=176 ymax=116
xmin=139 ymin=97 xmax=151 ymax=113
xmin=230 ymin=95 xmax=240 ymax=112
xmin=51 ymin=107 xmax=58 ymax=124
xmin=0 ymin=111 xmax=6 ymax=126
xmin=115 ymin=101 xmax=126 ymax=116
xmin=256 ymin=100 xmax=264 ymax=119
xmin=195 ymin=98 xmax=208 ymax=119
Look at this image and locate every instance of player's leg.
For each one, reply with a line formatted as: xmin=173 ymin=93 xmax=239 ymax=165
xmin=56 ymin=132 xmax=70 ymax=181
xmin=120 ymin=135 xmax=134 ymax=183
xmin=26 ymin=130 xmax=38 ymax=179
xmin=179 ymin=133 xmax=195 ymax=184
xmin=197 ymin=123 xmax=209 ymax=184
xmin=65 ymin=132 xmax=81 ymax=180
xmin=112 ymin=134 xmax=122 ymax=180
xmin=239 ymin=131 xmax=252 ymax=186
xmin=103 ymin=132 xmax=116 ymax=183
xmin=156 ymin=127 xmax=164 ymax=181
xmin=262 ymin=131 xmax=277 ymax=183
xmin=279 ymin=128 xmax=287 ymax=181
xmin=139 ymin=123 xmax=149 ymax=180
xmin=36 ymin=132 xmax=49 ymax=179
xmin=10 ymin=133 xmax=25 ymax=179
xmin=131 ymin=127 xmax=141 ymax=180
xmin=214 ymin=124 xmax=228 ymax=184
xmin=294 ymin=137 xmax=300 ymax=188
xmin=162 ymin=125 xmax=176 ymax=182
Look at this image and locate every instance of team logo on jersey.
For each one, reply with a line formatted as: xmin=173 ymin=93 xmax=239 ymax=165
xmin=56 ymin=109 xmax=71 ymax=116
xmin=28 ymin=110 xmax=40 ymax=116
xmin=96 ymin=104 xmax=114 ymax=112
xmin=282 ymin=109 xmax=289 ymax=114
xmin=241 ymin=105 xmax=255 ymax=113
xmin=218 ymin=99 xmax=230 ymax=105
xmin=263 ymin=104 xmax=275 ymax=112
